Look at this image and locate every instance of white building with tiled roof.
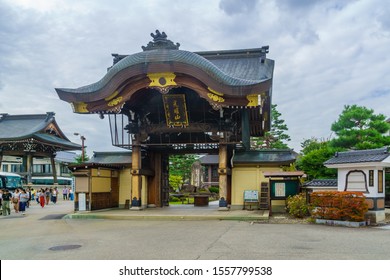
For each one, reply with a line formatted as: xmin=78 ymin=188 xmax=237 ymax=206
xmin=325 ymin=147 xmax=390 ymax=223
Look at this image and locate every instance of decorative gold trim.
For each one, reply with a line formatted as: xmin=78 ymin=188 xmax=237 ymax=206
xmin=147 ymin=72 xmax=177 ymax=87
xmin=207 ymin=87 xmax=225 ymax=103
xmin=72 ymin=102 xmax=89 ymax=113
xmin=108 ymin=96 xmax=123 ymax=107
xmin=207 ymin=93 xmax=225 ymax=103
xmin=246 ymin=94 xmax=263 ymax=107
xmin=104 ymin=91 xmax=119 ymax=101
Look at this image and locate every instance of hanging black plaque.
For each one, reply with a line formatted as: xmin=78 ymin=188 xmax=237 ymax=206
xmin=162 ymin=94 xmax=189 ymax=127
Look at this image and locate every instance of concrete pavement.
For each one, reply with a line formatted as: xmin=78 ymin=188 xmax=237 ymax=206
xmin=1 ymin=199 xmax=390 ymax=260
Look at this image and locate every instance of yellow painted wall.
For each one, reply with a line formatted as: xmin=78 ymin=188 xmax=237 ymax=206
xmin=119 ymin=168 xmax=132 ymax=206
xmin=231 ymin=165 xmax=284 ymax=209
xmin=91 ymin=169 xmax=111 ymax=177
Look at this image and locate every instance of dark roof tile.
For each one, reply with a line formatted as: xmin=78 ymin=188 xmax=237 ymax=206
xmin=324 ymin=147 xmax=389 ymax=165
xmin=303 ymin=179 xmax=337 ymax=187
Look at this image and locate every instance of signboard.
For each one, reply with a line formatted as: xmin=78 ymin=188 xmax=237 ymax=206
xmin=270 ymin=180 xmax=299 ymax=199
xmin=162 ymin=94 xmax=189 ymax=127
xmin=244 ymin=190 xmax=259 ymax=202
xmin=79 ymin=192 xmax=86 ymax=211
xmin=275 ymin=183 xmax=286 ymax=197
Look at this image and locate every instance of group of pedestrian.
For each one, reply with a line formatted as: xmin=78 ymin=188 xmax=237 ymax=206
xmin=35 ymin=187 xmax=59 ymax=207
xmin=62 ymin=187 xmax=74 ymax=201
xmin=0 ymin=188 xmax=30 ymax=216
xmin=1 ymin=186 xmax=73 ymax=216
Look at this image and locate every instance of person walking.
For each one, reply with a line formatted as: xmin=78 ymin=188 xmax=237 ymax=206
xmin=1 ymin=189 xmax=12 ymax=216
xmin=62 ymin=187 xmax=68 ymax=200
xmin=51 ymin=187 xmax=58 ymax=204
xmin=36 ymin=189 xmax=41 ymax=204
xmin=45 ymin=188 xmax=51 ymax=205
xmin=39 ymin=189 xmax=45 ymax=208
xmin=69 ymin=187 xmax=74 ymax=201
xmin=19 ymin=189 xmax=29 ymax=215
xmin=12 ymin=189 xmax=20 ymax=213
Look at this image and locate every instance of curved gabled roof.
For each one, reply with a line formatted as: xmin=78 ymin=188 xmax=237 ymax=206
xmin=0 ymin=113 xmax=81 ymax=151
xmin=55 ymin=31 xmax=273 ymax=115
xmin=57 ymin=49 xmax=270 ymax=95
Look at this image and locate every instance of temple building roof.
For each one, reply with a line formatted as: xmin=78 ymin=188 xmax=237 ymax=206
xmin=0 ymin=112 xmax=81 ymax=154
xmin=55 ymin=30 xmax=275 ymax=151
xmin=233 ymin=149 xmax=297 ymax=165
xmin=55 ymin=30 xmax=273 ymax=114
xmin=324 ymin=147 xmax=390 ymax=165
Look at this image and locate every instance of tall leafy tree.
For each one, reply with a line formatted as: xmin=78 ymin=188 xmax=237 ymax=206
xmin=252 ymin=104 xmax=291 ymax=149
xmin=169 ymin=154 xmax=197 ymax=185
xmin=330 ymin=105 xmax=390 ymax=150
xmin=74 ymin=149 xmax=90 ymax=163
xmin=296 ymin=137 xmax=338 ymax=180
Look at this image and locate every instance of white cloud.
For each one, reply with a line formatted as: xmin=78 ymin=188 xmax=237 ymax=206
xmin=0 ymin=0 xmax=389 ymax=154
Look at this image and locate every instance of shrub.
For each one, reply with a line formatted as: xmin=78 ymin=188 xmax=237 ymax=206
xmin=310 ymin=191 xmax=368 ymax=222
xmin=169 ymin=195 xmax=180 ymax=202
xmin=209 ymin=186 xmax=219 ymax=194
xmin=286 ymin=193 xmax=311 ymax=218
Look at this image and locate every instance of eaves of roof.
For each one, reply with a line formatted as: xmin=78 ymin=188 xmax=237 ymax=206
xmin=233 ymin=149 xmax=297 ymax=165
xmin=0 ymin=113 xmax=52 ymax=140
xmin=34 ymin=133 xmax=81 ymax=150
xmin=56 ymin=49 xmax=272 ymax=98
xmin=324 ymin=147 xmax=389 ymax=165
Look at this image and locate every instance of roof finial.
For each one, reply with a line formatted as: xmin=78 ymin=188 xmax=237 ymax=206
xmin=142 ymin=30 xmax=180 ymax=51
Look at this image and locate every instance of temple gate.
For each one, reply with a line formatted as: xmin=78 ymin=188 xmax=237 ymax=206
xmin=56 ymin=30 xmax=274 ymax=210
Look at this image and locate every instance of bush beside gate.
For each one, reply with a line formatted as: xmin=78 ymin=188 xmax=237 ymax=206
xmin=310 ymin=191 xmax=368 ymax=222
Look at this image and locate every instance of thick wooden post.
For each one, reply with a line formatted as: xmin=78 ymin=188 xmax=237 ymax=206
xmin=26 ymin=153 xmax=33 ymax=184
xmin=241 ymin=108 xmax=250 ymax=150
xmin=131 ymin=138 xmax=142 ymax=209
xmin=50 ymin=155 xmax=58 ymax=185
xmin=218 ymin=143 xmax=229 ymax=210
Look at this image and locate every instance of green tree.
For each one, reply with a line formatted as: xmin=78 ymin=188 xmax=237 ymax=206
xmin=169 ymin=154 xmax=197 ymax=185
xmin=169 ymin=174 xmax=183 ymax=192
xmin=74 ymin=149 xmax=90 ymax=163
xmin=300 ymin=137 xmax=331 ymax=156
xmin=330 ymin=105 xmax=390 ymax=150
xmin=252 ymin=104 xmax=291 ymax=149
xmin=297 ymin=145 xmax=338 ymax=180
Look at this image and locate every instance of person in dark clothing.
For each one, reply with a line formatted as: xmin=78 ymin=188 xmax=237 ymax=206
xmin=2 ymin=189 xmax=12 ymax=216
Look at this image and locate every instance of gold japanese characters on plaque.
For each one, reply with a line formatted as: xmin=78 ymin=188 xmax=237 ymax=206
xmin=162 ymin=94 xmax=189 ymax=127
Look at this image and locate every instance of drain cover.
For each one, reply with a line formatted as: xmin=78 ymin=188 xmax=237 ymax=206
xmin=49 ymin=245 xmax=82 ymax=251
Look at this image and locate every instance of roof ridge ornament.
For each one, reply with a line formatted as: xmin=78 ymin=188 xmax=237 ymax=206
xmin=142 ymin=30 xmax=180 ymax=51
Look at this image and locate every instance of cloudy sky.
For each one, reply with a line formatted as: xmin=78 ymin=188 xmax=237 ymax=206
xmin=1 ymin=0 xmax=389 ymax=155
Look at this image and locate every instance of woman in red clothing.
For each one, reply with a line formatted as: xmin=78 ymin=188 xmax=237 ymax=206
xmin=39 ymin=188 xmax=45 ymax=208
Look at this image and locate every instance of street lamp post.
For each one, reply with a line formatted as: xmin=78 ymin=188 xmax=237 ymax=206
xmin=74 ymin=133 xmax=86 ymax=162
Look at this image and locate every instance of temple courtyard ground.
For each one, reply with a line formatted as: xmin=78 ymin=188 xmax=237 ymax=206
xmin=1 ymin=199 xmax=390 ymax=260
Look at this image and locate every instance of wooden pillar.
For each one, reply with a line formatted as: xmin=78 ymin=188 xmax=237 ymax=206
xmin=26 ymin=153 xmax=33 ymax=184
xmin=0 ymin=153 xmax=3 ymax=171
xmin=241 ymin=108 xmax=250 ymax=151
xmin=130 ymin=138 xmax=142 ymax=209
xmin=218 ymin=143 xmax=229 ymax=209
xmin=50 ymin=155 xmax=58 ymax=185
